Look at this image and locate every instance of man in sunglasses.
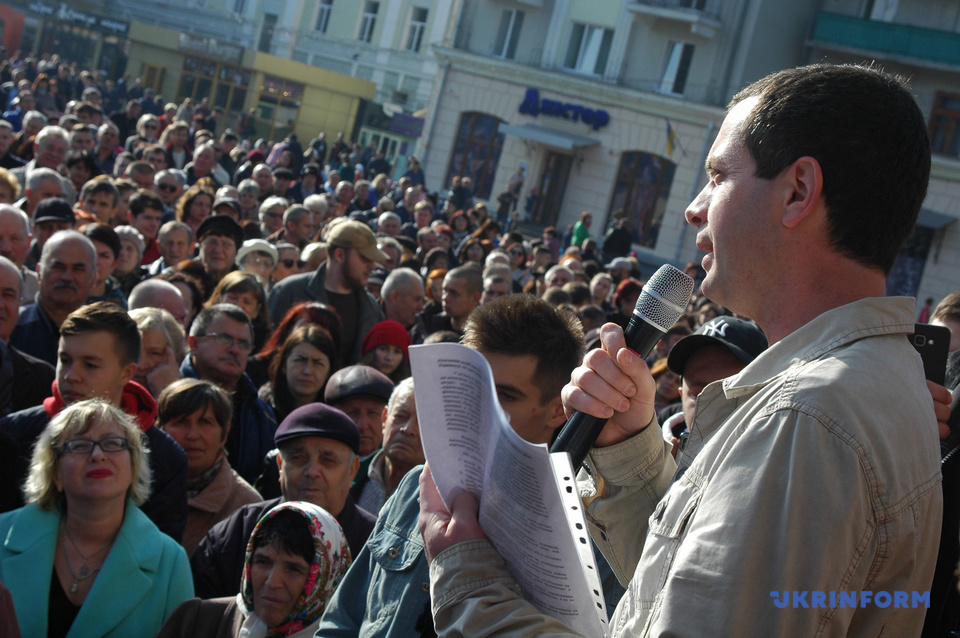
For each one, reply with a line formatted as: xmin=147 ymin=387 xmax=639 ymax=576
xmin=180 ymin=303 xmax=276 ymax=485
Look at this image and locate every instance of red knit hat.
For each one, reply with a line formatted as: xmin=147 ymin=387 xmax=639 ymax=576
xmin=361 ymin=320 xmax=412 ymax=358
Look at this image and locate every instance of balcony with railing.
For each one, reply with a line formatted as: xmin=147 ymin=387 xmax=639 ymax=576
xmin=811 ymin=11 xmax=960 ymax=68
xmin=629 ymin=0 xmax=722 ymax=38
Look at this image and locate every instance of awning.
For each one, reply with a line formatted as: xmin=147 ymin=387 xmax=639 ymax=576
xmin=499 ymin=123 xmax=600 ymax=151
xmin=917 ymin=208 xmax=957 ymax=230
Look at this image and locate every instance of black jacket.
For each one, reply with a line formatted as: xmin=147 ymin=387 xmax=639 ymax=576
xmin=7 ymin=345 xmax=55 ymax=414
xmin=190 ymin=495 xmax=376 ymax=599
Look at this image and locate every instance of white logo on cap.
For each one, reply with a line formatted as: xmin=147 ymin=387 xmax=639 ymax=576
xmin=701 ymin=320 xmax=729 ymax=338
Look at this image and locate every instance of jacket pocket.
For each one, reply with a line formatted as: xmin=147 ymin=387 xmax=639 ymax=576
xmin=629 ymin=477 xmax=702 ymax=610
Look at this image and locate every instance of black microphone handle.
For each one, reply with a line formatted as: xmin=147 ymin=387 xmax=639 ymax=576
xmin=551 ymin=314 xmax=666 ymax=469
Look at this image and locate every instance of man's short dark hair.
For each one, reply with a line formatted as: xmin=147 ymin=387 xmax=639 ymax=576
xmin=79 ymin=177 xmax=119 ymax=207
xmin=60 ymin=302 xmax=140 ymax=366
xmin=731 ymin=64 xmax=930 ymax=274
xmin=463 ymin=295 xmax=584 ymax=405
xmin=190 ymin=303 xmax=253 ymax=340
xmin=129 ymin=189 xmax=164 ymax=217
xmin=81 ymin=223 xmax=121 ymax=260
xmin=562 ymin=281 xmax=590 ymax=306
xmin=446 ymin=264 xmax=482 ymax=296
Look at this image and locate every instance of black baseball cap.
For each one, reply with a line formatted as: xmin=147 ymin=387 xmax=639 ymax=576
xmin=33 ymin=198 xmax=76 ymax=225
xmin=667 ymin=316 xmax=768 ymax=375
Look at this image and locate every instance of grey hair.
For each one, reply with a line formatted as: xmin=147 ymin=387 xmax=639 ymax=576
xmin=40 ymin=230 xmax=96 ymax=279
xmin=238 ymin=179 xmax=259 ymax=195
xmin=259 ymin=196 xmax=289 ymax=218
xmin=381 ymin=267 xmax=423 ymax=301
xmin=155 ymin=169 xmax=185 ymax=188
xmin=303 ymin=194 xmax=328 ymax=216
xmin=35 ymin=125 xmax=68 ymax=149
xmin=26 ymin=167 xmax=63 ymax=192
xmin=23 ymin=399 xmax=152 ymax=511
xmin=129 ymin=306 xmax=187 ymax=364
xmin=386 ymin=377 xmax=415 ymax=415
xmin=378 ymin=212 xmax=400 ymax=227
xmin=157 ymin=220 xmax=193 ymax=243
xmin=23 ymin=110 xmax=47 ymax=127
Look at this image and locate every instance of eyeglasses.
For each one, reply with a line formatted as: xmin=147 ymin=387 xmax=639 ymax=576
xmin=60 ymin=436 xmax=129 ymax=455
xmin=144 ymin=123 xmax=158 ymax=130
xmin=265 ymin=212 xmax=282 ymax=219
xmin=157 ymin=183 xmax=178 ymax=192
xmin=200 ymin=332 xmax=253 ymax=353
xmin=510 ymin=250 xmax=525 ymax=257
xmin=244 ymin=255 xmax=273 ymax=266
xmin=280 ymin=259 xmax=306 ymax=269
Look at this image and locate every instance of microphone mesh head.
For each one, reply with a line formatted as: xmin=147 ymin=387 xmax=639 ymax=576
xmin=635 ymin=265 xmax=695 ymax=330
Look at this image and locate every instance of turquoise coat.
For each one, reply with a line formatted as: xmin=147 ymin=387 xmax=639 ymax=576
xmin=0 ymin=501 xmax=194 ymax=637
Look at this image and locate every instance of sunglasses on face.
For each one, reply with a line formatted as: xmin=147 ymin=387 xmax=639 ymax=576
xmin=280 ymin=259 xmax=306 ymax=269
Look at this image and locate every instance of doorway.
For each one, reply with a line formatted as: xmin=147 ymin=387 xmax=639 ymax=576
xmin=530 ymin=151 xmax=572 ymax=227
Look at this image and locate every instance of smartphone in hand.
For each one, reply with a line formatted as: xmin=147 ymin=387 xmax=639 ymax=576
xmin=911 ymin=323 xmax=950 ymax=385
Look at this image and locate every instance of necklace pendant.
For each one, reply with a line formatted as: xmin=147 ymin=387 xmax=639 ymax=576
xmin=79 ymin=564 xmax=90 ymax=579
xmin=69 ymin=581 xmax=78 ymax=595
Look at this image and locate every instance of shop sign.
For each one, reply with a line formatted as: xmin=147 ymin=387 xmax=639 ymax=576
xmin=27 ymin=1 xmax=129 ymax=36
xmin=177 ymin=33 xmax=243 ymax=65
xmin=518 ymin=88 xmax=610 ymax=131
xmin=389 ymin=113 xmax=424 ymax=138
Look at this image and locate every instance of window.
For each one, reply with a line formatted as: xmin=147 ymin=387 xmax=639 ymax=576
xmin=679 ymin=0 xmax=707 ymax=9
xmin=405 ymin=7 xmax=428 ymax=52
xmin=494 ymin=9 xmax=524 ymax=59
xmin=233 ymin=0 xmax=246 ymax=14
xmin=930 ymin=92 xmax=960 ymax=156
xmin=358 ymin=1 xmax=379 ymax=43
xmin=563 ymin=23 xmax=613 ymax=75
xmin=259 ymin=14 xmax=277 ymax=53
xmin=315 ymin=0 xmax=333 ymax=33
xmin=607 ymin=152 xmax=676 ymax=249
xmin=177 ymin=58 xmax=250 ymax=121
xmin=445 ymin=112 xmax=505 ymax=200
xmin=257 ymin=75 xmax=304 ymax=142
xmin=658 ymin=41 xmax=694 ymax=95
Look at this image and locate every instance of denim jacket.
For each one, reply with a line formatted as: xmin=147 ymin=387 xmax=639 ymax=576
xmin=318 ymin=466 xmax=435 ymax=637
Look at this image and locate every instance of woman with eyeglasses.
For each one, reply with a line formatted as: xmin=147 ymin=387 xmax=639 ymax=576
xmin=247 ymin=302 xmax=342 ymax=389
xmin=0 ymin=400 xmax=193 ymax=637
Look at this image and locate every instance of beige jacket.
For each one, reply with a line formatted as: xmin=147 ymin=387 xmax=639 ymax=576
xmin=430 ymin=297 xmax=942 ymax=637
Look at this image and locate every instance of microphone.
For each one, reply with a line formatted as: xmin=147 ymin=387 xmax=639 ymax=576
xmin=551 ymin=264 xmax=695 ymax=468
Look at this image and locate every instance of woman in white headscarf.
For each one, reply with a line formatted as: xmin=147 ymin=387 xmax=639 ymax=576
xmin=156 ymin=501 xmax=350 ymax=638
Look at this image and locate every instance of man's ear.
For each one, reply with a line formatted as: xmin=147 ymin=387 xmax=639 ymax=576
xmin=546 ymin=396 xmax=567 ymax=431
xmin=120 ymin=360 xmax=137 ymax=387
xmin=187 ymin=335 xmax=198 ymax=353
xmin=781 ymin=156 xmax=823 ymax=229
xmin=348 ymin=453 xmax=360 ymax=481
xmin=275 ymin=452 xmax=283 ymax=470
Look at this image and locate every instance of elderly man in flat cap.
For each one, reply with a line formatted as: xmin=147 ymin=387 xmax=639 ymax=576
xmin=189 ymin=403 xmax=376 ymax=599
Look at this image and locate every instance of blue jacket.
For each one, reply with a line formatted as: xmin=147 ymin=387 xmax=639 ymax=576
xmin=318 ymin=466 xmax=432 ymax=637
xmin=180 ymin=356 xmax=277 ymax=485
xmin=0 ymin=501 xmax=194 ymax=637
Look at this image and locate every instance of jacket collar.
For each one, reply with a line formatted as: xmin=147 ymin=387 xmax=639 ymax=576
xmin=723 ymin=297 xmax=915 ymax=399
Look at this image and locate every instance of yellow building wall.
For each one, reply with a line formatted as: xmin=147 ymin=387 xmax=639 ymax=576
xmin=126 ymin=22 xmax=188 ymax=101
xmin=250 ymin=52 xmax=376 ymax=142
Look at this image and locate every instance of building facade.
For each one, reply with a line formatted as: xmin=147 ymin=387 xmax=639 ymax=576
xmin=807 ymin=0 xmax=960 ymax=305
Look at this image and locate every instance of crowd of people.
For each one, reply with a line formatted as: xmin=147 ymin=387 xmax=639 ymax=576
xmin=0 ymin=51 xmax=957 ymax=637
